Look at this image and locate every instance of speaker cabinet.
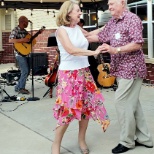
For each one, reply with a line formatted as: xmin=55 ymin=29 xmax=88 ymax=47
xmin=30 ymin=52 xmax=48 ymax=75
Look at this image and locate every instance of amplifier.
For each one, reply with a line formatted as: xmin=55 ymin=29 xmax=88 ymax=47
xmin=30 ymin=52 xmax=48 ymax=75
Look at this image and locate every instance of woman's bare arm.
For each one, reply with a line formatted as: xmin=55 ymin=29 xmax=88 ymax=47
xmin=85 ymin=26 xmax=105 ymax=43
xmin=57 ymin=27 xmax=102 ymax=56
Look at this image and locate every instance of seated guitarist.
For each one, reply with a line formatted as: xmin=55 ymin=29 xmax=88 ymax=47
xmin=9 ymin=16 xmax=31 ymax=94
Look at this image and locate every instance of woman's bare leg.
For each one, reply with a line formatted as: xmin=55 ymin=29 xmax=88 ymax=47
xmin=78 ymin=119 xmax=89 ymax=149
xmin=52 ymin=124 xmax=69 ymax=154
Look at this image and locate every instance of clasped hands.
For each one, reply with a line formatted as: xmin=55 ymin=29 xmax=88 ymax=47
xmin=95 ymin=43 xmax=117 ymax=55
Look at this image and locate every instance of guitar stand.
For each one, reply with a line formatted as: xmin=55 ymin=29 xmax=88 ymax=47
xmin=43 ymin=83 xmax=57 ymax=98
xmin=43 ymin=88 xmax=50 ymax=98
xmin=112 ymin=84 xmax=118 ymax=91
xmin=0 ymin=81 xmax=16 ymax=102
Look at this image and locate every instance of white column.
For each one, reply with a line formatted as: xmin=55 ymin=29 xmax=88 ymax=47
xmin=147 ymin=0 xmax=153 ymax=58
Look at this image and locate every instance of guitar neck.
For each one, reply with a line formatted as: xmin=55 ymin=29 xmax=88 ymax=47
xmin=98 ymin=54 xmax=105 ymax=65
xmin=29 ymin=31 xmax=41 ymax=43
xmin=99 ymin=54 xmax=110 ymax=74
xmin=29 ymin=26 xmax=45 ymax=43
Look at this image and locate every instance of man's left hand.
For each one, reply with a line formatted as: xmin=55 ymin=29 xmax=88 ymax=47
xmin=101 ymin=43 xmax=116 ymax=54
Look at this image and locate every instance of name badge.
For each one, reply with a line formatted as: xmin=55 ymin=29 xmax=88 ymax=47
xmin=115 ymin=33 xmax=121 ymax=40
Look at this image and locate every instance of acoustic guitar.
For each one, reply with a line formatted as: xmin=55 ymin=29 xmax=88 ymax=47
xmin=97 ymin=54 xmax=115 ymax=87
xmin=14 ymin=26 xmax=46 ymax=56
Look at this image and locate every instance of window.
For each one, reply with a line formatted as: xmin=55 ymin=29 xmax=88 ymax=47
xmin=5 ymin=14 xmax=11 ymax=30
xmin=136 ymin=4 xmax=147 ymax=21
xmin=142 ymin=23 xmax=148 ymax=55
xmin=129 ymin=3 xmax=148 ymax=56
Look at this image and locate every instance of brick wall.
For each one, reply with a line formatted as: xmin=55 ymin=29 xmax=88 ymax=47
xmin=1 ymin=30 xmax=154 ymax=84
xmin=1 ymin=32 xmax=14 ymax=63
xmin=0 ymin=29 xmax=57 ymax=67
xmin=144 ymin=63 xmax=154 ymax=84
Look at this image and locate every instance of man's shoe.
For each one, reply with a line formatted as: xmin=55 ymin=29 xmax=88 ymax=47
xmin=135 ymin=141 xmax=153 ymax=148
xmin=19 ymin=89 xmax=30 ymax=94
xmin=112 ymin=144 xmax=130 ymax=153
xmin=23 ymin=89 xmax=30 ymax=92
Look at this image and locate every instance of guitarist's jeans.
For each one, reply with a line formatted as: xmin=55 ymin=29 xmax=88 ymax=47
xmin=115 ymin=77 xmax=153 ymax=148
xmin=15 ymin=55 xmax=29 ymax=91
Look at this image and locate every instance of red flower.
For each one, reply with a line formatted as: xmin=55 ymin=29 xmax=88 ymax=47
xmin=71 ymin=109 xmax=76 ymax=116
xmin=61 ymin=107 xmax=69 ymax=116
xmin=71 ymin=70 xmax=78 ymax=79
xmin=76 ymin=100 xmax=83 ymax=109
xmin=65 ymin=117 xmax=72 ymax=123
xmin=86 ymin=81 xmax=95 ymax=92
xmin=84 ymin=110 xmax=90 ymax=116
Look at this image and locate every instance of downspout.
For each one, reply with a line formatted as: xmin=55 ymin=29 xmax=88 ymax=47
xmin=147 ymin=0 xmax=153 ymax=58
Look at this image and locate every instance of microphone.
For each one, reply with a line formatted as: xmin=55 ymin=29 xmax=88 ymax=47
xmin=28 ymin=20 xmax=32 ymax=23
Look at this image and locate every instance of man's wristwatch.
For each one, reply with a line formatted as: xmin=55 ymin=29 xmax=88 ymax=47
xmin=116 ymin=47 xmax=121 ymax=54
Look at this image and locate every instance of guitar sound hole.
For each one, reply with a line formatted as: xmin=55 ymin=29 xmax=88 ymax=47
xmin=22 ymin=43 xmax=27 ymax=48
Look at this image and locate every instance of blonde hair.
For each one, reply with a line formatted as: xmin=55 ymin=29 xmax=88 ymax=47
xmin=56 ymin=0 xmax=79 ymax=26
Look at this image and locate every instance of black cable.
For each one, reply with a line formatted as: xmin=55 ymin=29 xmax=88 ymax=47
xmin=0 ymin=100 xmax=29 ymax=112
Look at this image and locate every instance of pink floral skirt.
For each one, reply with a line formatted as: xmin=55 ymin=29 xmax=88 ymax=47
xmin=53 ymin=67 xmax=110 ymax=131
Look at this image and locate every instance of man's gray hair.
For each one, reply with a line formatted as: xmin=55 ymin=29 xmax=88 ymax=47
xmin=117 ymin=0 xmax=128 ymax=7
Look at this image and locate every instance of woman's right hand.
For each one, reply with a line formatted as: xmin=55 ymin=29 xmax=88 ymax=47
xmin=93 ymin=45 xmax=103 ymax=56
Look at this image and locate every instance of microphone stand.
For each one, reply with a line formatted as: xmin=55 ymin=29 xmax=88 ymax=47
xmin=27 ymin=21 xmax=40 ymax=101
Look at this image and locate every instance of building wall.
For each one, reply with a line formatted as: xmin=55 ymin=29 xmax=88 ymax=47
xmin=1 ymin=8 xmax=154 ymax=84
xmin=1 ymin=32 xmax=14 ymax=63
xmin=0 ymin=29 xmax=57 ymax=67
xmin=145 ymin=62 xmax=154 ymax=84
xmin=0 ymin=8 xmax=59 ymax=66
xmin=15 ymin=9 xmax=58 ymax=31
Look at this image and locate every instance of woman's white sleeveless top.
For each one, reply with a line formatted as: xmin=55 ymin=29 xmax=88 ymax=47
xmin=56 ymin=25 xmax=89 ymax=70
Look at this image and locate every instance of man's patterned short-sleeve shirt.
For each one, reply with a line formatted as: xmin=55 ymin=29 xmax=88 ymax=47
xmin=9 ymin=26 xmax=28 ymax=39
xmin=9 ymin=26 xmax=28 ymax=55
xmin=98 ymin=10 xmax=147 ymax=79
